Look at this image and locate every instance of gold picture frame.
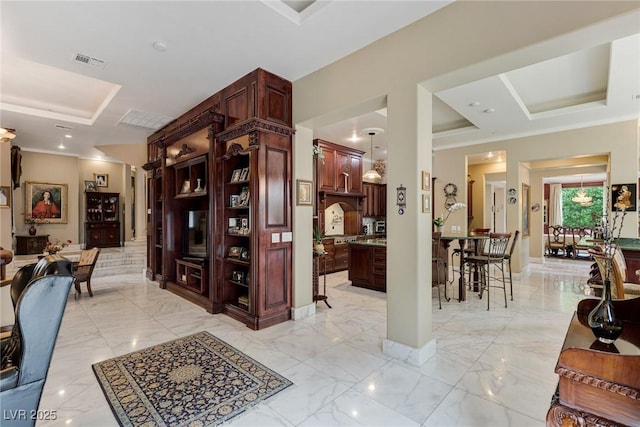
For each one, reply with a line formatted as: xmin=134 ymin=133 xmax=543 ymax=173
xmin=296 ymin=179 xmax=313 ymax=206
xmin=422 ymin=193 xmax=430 ymax=213
xmin=422 ymin=171 xmax=430 ymax=191
xmin=0 ymin=186 xmax=10 ymax=208
xmin=24 ymin=181 xmax=68 ymax=223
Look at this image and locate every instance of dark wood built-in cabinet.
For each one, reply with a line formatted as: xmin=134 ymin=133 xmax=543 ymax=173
xmin=15 ymin=235 xmax=49 ymax=255
xmin=362 ymin=182 xmax=386 ymax=218
xmin=314 ymin=139 xmax=364 ymax=195
xmin=348 ymin=242 xmax=386 ymax=292
xmin=215 ymin=119 xmax=293 ymax=329
xmin=85 ymin=192 xmax=120 ymax=248
xmin=143 ymin=68 xmax=293 ymax=329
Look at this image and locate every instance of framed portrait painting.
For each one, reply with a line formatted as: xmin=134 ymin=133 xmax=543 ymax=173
xmin=94 ymin=173 xmax=108 ymax=187
xmin=25 ymin=182 xmax=68 ymax=223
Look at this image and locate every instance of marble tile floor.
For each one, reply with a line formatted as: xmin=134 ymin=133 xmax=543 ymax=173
xmin=35 ymin=257 xmax=594 ymax=426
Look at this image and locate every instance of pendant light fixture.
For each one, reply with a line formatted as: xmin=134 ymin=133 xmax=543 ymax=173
xmin=572 ymin=175 xmax=593 ymax=206
xmin=362 ymin=128 xmax=383 ymax=183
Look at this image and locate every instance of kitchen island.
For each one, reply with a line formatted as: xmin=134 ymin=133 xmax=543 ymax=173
xmin=348 ymin=239 xmax=386 ymax=292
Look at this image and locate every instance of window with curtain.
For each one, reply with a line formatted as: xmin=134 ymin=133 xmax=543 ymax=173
xmin=561 ymin=185 xmax=604 ymax=227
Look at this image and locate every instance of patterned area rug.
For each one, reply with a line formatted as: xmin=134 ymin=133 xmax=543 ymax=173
xmin=93 ymin=331 xmax=292 ymax=426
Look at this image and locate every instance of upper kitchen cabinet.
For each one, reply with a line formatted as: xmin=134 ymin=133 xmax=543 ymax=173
xmin=314 ymin=139 xmax=364 ymax=195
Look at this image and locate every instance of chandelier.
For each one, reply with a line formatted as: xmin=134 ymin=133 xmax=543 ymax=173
xmin=362 ymin=128 xmax=383 ymax=183
xmin=572 ymin=176 xmax=593 ymax=206
xmin=0 ymin=127 xmax=16 ymax=142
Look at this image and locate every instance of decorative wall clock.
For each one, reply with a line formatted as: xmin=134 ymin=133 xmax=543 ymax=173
xmin=443 ymin=183 xmax=458 ymax=208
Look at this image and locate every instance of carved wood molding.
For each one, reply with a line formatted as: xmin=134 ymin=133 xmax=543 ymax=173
xmin=215 ymin=118 xmax=294 ymax=143
xmin=547 ymin=389 xmax=623 ymax=427
xmin=556 ymin=367 xmax=640 ymax=400
xmin=173 ymin=143 xmax=196 ymax=159
xmin=150 ymin=110 xmax=224 ymax=148
xmin=142 ymin=159 xmax=162 ymax=171
xmin=221 ymin=142 xmax=258 ymax=160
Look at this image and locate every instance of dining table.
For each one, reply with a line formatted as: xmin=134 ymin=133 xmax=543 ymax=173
xmin=439 ymin=233 xmax=490 ymax=301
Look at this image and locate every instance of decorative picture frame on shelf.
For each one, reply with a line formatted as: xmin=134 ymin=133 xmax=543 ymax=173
xmin=240 ymin=248 xmax=250 ymax=261
xmin=230 ymin=169 xmax=242 ymax=183
xmin=0 ymin=186 xmax=10 ymax=208
xmin=296 ymin=179 xmax=313 ymax=206
xmin=94 ymin=173 xmax=108 ymax=188
xmin=238 ymin=186 xmax=250 ymax=206
xmin=228 ymin=246 xmax=241 ymax=258
xmin=239 ymin=167 xmax=250 ymax=182
xmin=84 ymin=180 xmax=97 ymax=192
xmin=230 ymin=195 xmax=239 ymax=207
xmin=25 ymin=181 xmax=68 ymax=224
xmin=422 ymin=171 xmax=430 ymax=191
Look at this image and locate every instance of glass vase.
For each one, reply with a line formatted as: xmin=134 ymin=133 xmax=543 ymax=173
xmin=588 ymin=278 xmax=623 ymax=344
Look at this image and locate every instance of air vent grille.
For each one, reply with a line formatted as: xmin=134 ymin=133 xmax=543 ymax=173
xmin=73 ymin=53 xmax=106 ymax=69
xmin=55 ymin=124 xmax=74 ymax=130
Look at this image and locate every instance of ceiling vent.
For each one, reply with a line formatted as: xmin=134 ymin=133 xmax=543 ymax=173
xmin=55 ymin=124 xmax=74 ymax=130
xmin=73 ymin=53 xmax=106 ymax=69
xmin=117 ymin=109 xmax=174 ymax=131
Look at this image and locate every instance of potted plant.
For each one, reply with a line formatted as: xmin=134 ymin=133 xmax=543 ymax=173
xmin=433 ymin=217 xmax=444 ymax=232
xmin=313 ymin=228 xmax=325 ymax=254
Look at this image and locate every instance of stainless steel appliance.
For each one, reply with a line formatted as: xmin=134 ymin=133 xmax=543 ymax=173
xmin=375 ymin=221 xmax=386 ymax=234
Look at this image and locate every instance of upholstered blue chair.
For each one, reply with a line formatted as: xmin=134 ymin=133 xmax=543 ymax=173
xmin=0 ymin=255 xmax=74 ymax=426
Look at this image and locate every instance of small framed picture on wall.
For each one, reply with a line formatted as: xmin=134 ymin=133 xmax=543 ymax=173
xmin=94 ymin=173 xmax=109 ymax=187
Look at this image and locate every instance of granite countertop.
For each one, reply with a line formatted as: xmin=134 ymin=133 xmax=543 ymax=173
xmin=349 ymin=239 xmax=386 ymax=247
xmin=614 ymin=238 xmax=640 ymax=250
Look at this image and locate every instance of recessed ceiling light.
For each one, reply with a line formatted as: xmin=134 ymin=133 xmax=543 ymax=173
xmin=468 ymin=101 xmax=480 ymax=107
xmin=64 ymin=134 xmax=72 ymax=139
xmin=483 ymin=108 xmax=495 ymax=113
xmin=58 ymin=144 xmax=65 ymax=149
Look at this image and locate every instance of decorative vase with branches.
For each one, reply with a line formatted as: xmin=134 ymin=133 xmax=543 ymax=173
xmin=588 ymin=186 xmax=627 ymax=344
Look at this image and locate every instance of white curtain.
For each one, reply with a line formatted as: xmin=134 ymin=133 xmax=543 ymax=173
xmin=549 ymin=183 xmax=563 ymax=226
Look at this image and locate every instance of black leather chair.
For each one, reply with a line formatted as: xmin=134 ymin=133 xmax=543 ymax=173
xmin=0 ymin=255 xmax=74 ymax=426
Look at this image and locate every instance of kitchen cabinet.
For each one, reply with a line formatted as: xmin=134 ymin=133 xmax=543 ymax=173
xmin=363 ymin=182 xmax=386 ymax=218
xmin=314 ymin=139 xmax=364 ymax=195
xmin=348 ymin=241 xmax=386 ymax=292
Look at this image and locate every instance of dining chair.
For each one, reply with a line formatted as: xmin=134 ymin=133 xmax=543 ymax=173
xmin=500 ymin=230 xmax=520 ymax=301
xmin=571 ymin=226 xmax=593 ymax=259
xmin=589 ymin=246 xmax=640 ymax=299
xmin=546 ymin=225 xmax=569 ymax=257
xmin=449 ymin=228 xmax=490 ymax=290
xmin=464 ymin=232 xmax=511 ymax=310
xmin=432 ymin=232 xmax=450 ymax=309
xmin=73 ymin=247 xmax=100 ymax=297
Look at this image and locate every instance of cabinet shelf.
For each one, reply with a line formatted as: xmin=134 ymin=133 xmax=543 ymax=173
xmin=174 ymin=191 xmax=208 ymax=199
xmin=227 ymin=279 xmax=248 ymax=288
xmin=226 ymin=258 xmax=250 ymax=266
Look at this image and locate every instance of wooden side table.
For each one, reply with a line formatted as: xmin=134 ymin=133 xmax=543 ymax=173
xmin=546 ymin=297 xmax=640 ymax=426
xmin=15 ymin=235 xmax=49 ymax=255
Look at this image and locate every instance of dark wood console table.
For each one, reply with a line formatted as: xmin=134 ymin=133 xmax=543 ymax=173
xmin=546 ymin=297 xmax=640 ymax=426
xmin=15 ymin=235 xmax=49 ymax=255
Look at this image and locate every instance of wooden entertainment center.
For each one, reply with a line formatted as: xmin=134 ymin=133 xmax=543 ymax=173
xmin=143 ymin=68 xmax=293 ymax=329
